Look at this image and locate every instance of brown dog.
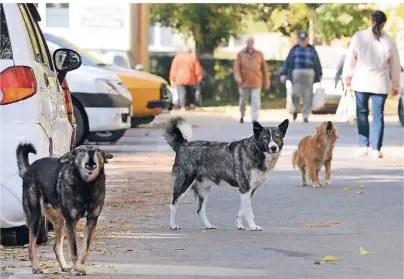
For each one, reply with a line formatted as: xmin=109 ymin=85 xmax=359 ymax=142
xmin=292 ymin=121 xmax=338 ymax=187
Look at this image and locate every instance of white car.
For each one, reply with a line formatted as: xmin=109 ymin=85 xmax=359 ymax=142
xmin=0 ymin=3 xmax=81 ymax=244
xmin=47 ymin=41 xmax=133 ymax=144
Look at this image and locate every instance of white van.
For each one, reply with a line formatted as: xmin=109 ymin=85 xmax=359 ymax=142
xmin=47 ymin=41 xmax=133 ymax=144
xmin=0 ymin=3 xmax=81 ymax=244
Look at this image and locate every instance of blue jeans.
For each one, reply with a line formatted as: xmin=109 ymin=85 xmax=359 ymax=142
xmin=355 ymin=92 xmax=388 ymax=151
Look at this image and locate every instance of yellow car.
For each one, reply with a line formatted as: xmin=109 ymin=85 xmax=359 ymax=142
xmin=44 ymin=33 xmax=172 ymax=127
xmin=115 ymin=67 xmax=172 ymax=126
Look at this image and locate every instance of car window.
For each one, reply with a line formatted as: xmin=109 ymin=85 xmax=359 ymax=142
xmin=23 ymin=4 xmax=53 ymax=70
xmin=0 ymin=4 xmax=13 ymax=59
xmin=45 ymin=34 xmax=107 ymax=67
xmin=30 ymin=14 xmax=54 ymax=70
xmin=18 ymin=4 xmax=43 ymax=64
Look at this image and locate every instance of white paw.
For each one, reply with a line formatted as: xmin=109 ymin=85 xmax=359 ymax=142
xmin=61 ymin=266 xmax=73 ymax=272
xmin=312 ymin=182 xmax=322 ymax=188
xmin=236 ymin=225 xmax=245 ymax=230
xmin=170 ymin=225 xmax=181 ymax=230
xmin=75 ymin=266 xmax=86 ymax=276
xmin=249 ymin=225 xmax=263 ymax=231
xmin=206 ymin=225 xmax=217 ymax=229
xmin=326 ymin=180 xmax=331 ymax=185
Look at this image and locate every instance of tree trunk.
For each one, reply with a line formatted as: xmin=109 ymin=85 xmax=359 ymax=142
xmin=196 ymin=43 xmax=215 ymax=58
xmin=309 ymin=8 xmax=316 ymax=45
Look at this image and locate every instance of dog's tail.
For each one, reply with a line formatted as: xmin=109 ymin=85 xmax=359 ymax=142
xmin=16 ymin=143 xmax=37 ymax=178
xmin=164 ymin=116 xmax=192 ymax=152
xmin=292 ymin=150 xmax=298 ymax=169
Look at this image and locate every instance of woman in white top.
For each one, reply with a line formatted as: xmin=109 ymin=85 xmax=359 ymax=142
xmin=344 ymin=10 xmax=401 ymax=159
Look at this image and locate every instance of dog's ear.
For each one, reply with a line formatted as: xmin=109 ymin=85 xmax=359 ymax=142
xmin=253 ymin=121 xmax=263 ymax=138
xmin=278 ymin=119 xmax=289 ymax=138
xmin=59 ymin=150 xmax=76 ymax=164
xmin=102 ymin=151 xmax=113 ymax=163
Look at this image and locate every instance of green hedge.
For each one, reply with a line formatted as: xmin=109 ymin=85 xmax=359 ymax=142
xmin=149 ymin=55 xmax=286 ymax=106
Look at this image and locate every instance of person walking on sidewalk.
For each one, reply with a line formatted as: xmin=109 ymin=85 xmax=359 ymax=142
xmin=234 ymin=36 xmax=270 ymax=123
xmin=343 ymin=10 xmax=401 ymax=159
xmin=170 ymin=49 xmax=203 ymax=111
xmin=280 ymin=32 xmax=323 ymax=123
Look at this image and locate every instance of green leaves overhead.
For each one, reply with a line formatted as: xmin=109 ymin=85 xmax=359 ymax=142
xmin=150 ymin=3 xmax=380 ymax=55
xmin=315 ymin=4 xmax=374 ymax=43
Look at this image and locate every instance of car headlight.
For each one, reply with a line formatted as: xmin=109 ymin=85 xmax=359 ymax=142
xmin=95 ymin=79 xmax=119 ymax=94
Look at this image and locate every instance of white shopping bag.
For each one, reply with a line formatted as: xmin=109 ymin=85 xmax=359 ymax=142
xmin=312 ymin=85 xmax=326 ymax=110
xmin=170 ymin=86 xmax=179 ymax=106
xmin=285 ymin=80 xmax=294 ymax=113
xmin=336 ymin=88 xmax=356 ymax=123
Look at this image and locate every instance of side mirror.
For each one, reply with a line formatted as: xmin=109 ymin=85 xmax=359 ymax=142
xmin=135 ymin=64 xmax=144 ymax=71
xmin=53 ymin=48 xmax=82 ymax=72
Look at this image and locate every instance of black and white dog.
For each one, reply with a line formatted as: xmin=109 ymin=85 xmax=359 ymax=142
xmin=164 ymin=117 xmax=289 ymax=231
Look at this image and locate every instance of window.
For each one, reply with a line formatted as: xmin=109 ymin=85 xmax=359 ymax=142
xmin=149 ymin=25 xmax=155 ymax=45
xmin=19 ymin=4 xmax=42 ymax=63
xmin=46 ymin=3 xmax=69 ymax=28
xmin=0 ymin=4 xmax=12 ymax=59
xmin=31 ymin=15 xmax=54 ymax=70
xmin=161 ymin=27 xmax=173 ymax=47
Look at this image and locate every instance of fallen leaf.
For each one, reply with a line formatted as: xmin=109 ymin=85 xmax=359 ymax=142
xmin=100 ymin=250 xmax=108 ymax=255
xmin=323 ymin=255 xmax=340 ymax=262
xmin=95 ymin=241 xmax=106 ymax=245
xmin=360 ymin=247 xmax=373 ymax=255
xmin=303 ymin=221 xmax=340 ymax=228
xmin=0 ymin=245 xmax=4 ymax=250
xmin=356 ymin=191 xmax=364 ymax=194
xmin=136 ymin=250 xmax=146 ymax=253
xmin=201 ymin=230 xmax=207 ymax=234
xmin=314 ymin=260 xmax=325 ymax=265
xmin=22 ymin=244 xmax=29 ymax=248
xmin=359 ymin=185 xmax=365 ymax=188
xmin=344 ymin=188 xmax=350 ymax=191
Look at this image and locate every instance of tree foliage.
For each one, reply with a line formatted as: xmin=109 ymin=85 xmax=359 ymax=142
xmin=315 ymin=4 xmax=374 ymax=43
xmin=149 ymin=4 xmax=253 ymax=56
xmin=256 ymin=3 xmax=373 ymax=42
xmin=150 ymin=3 xmax=381 ymax=56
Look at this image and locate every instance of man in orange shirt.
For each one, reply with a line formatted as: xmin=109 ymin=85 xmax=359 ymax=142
xmin=170 ymin=49 xmax=204 ymax=110
xmin=234 ymin=37 xmax=270 ymax=123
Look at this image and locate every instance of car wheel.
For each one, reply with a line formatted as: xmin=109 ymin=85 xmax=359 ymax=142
xmin=86 ymin=129 xmax=126 ymax=143
xmin=73 ymin=102 xmax=88 ymax=146
xmin=399 ymin=97 xmax=404 ymax=127
xmin=15 ymin=220 xmax=48 ymax=245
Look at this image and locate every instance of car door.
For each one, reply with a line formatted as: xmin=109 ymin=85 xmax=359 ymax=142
xmin=19 ymin=4 xmax=72 ymax=156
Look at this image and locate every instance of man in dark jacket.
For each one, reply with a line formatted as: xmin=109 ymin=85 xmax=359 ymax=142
xmin=280 ymin=32 xmax=322 ymax=122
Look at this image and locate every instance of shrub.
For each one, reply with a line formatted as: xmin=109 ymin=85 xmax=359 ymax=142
xmin=150 ymin=55 xmax=286 ymax=106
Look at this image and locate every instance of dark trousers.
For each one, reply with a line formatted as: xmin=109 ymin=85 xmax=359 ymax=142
xmin=355 ymin=92 xmax=388 ymax=151
xmin=177 ymin=85 xmax=196 ymax=108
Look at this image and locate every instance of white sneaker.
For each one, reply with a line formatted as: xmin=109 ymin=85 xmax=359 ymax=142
xmin=355 ymin=147 xmax=368 ymax=157
xmin=372 ymin=150 xmax=383 ymax=159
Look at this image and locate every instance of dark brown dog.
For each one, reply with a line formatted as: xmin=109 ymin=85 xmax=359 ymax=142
xmin=17 ymin=143 xmax=112 ymax=275
xmin=292 ymin=121 xmax=338 ymax=187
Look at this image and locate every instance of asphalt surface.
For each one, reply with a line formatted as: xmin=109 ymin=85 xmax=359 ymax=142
xmin=3 ymin=110 xmax=403 ymax=279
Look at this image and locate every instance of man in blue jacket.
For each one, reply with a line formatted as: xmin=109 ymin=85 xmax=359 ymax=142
xmin=280 ymin=32 xmax=322 ymax=123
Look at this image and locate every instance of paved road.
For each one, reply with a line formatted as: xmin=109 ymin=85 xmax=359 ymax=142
xmin=3 ymin=110 xmax=403 ymax=279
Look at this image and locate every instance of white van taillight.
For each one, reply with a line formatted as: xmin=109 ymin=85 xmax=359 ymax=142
xmin=0 ymin=66 xmax=37 ymax=105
